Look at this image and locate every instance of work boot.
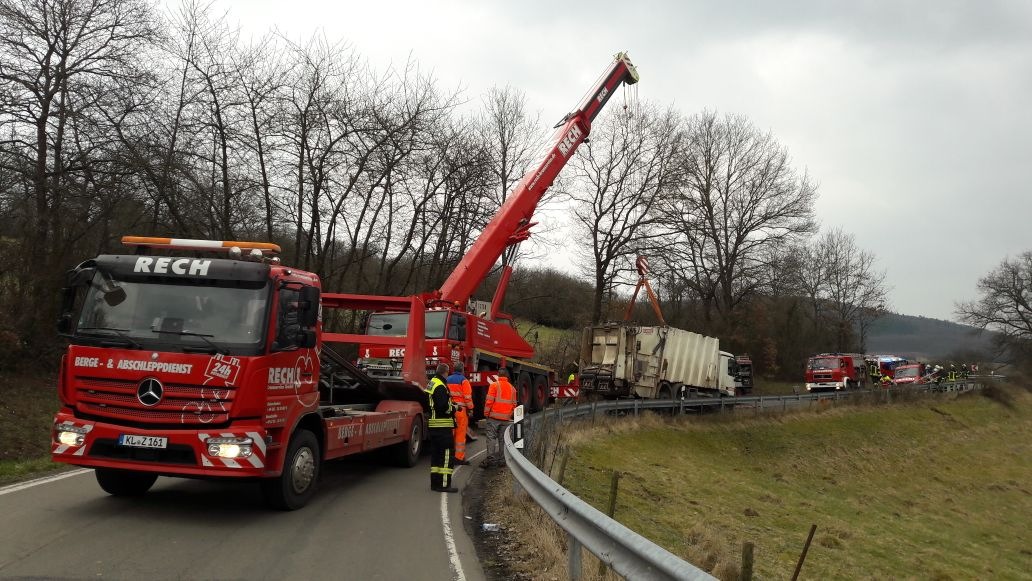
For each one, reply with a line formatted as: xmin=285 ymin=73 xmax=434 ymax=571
xmin=454 ymin=458 xmax=470 ymax=466
xmin=433 ymin=486 xmax=459 ymax=493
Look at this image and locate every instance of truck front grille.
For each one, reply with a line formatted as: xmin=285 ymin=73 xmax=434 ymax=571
xmin=76 ymin=377 xmax=236 ymax=426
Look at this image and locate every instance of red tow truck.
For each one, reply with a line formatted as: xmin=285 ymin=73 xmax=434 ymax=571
xmin=347 ymin=52 xmax=640 ymax=417
xmin=52 ymin=238 xmax=430 ymax=509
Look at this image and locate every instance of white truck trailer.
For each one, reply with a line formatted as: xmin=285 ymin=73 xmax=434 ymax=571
xmin=578 ymin=323 xmax=739 ymax=399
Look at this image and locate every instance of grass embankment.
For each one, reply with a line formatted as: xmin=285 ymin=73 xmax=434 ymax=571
xmin=0 ymin=373 xmax=65 ymax=484
xmin=482 ymin=385 xmax=1032 ymax=580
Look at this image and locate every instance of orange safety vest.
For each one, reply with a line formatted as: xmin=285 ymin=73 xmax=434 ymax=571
xmin=447 ymin=373 xmax=473 ymax=411
xmin=485 ymin=377 xmax=516 ymax=421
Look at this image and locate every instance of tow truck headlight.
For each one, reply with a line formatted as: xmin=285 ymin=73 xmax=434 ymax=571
xmin=56 ymin=424 xmax=87 ymax=447
xmin=206 ymin=436 xmax=253 ymax=459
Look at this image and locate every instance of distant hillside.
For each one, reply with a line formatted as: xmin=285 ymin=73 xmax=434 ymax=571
xmin=866 ymin=313 xmax=994 ymax=361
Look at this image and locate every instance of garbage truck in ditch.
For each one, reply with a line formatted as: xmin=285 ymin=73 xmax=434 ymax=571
xmin=577 ymin=323 xmax=739 ymax=399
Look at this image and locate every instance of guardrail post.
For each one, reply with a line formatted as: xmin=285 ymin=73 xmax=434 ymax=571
xmin=568 ymin=533 xmax=583 ymax=581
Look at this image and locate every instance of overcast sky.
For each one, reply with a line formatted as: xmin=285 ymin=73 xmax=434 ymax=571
xmin=210 ymin=0 xmax=1032 ymax=321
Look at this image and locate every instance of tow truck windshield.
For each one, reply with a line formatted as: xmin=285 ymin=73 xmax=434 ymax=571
xmin=75 ymin=272 xmax=269 ymax=355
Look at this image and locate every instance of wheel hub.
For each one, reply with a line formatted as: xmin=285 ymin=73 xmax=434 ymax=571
xmin=290 ymin=447 xmax=315 ymax=494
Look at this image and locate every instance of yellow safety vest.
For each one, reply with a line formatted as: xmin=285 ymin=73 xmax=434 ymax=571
xmin=425 ymin=377 xmax=454 ymax=428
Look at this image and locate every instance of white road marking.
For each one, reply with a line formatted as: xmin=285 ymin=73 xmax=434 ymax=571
xmin=0 ymin=468 xmax=90 ymax=496
xmin=441 ymin=449 xmax=486 ymax=581
xmin=441 ymin=487 xmax=466 ymax=581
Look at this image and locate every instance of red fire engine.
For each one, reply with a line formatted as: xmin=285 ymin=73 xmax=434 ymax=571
xmin=804 ymin=352 xmax=867 ymax=392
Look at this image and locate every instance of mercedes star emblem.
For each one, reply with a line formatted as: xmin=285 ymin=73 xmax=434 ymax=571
xmin=137 ymin=378 xmax=164 ymax=407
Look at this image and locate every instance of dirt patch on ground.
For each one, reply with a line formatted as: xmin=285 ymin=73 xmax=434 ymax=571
xmin=463 ymin=464 xmax=584 ymax=581
xmin=463 ymin=466 xmax=538 ymax=580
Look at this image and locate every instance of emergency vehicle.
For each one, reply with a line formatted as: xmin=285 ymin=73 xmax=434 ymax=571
xmin=52 ymin=237 xmax=429 ymax=510
xmin=890 ymin=363 xmax=926 ymax=385
xmin=804 ymin=353 xmax=867 ymax=392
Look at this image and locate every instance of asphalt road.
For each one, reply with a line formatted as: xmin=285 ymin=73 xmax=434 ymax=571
xmin=0 ymin=444 xmax=488 ymax=580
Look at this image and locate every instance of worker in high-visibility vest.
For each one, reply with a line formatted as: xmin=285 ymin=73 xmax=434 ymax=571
xmin=447 ymin=363 xmax=474 ymax=465
xmin=425 ymin=363 xmax=457 ymax=492
xmin=482 ymin=368 xmax=516 ymax=468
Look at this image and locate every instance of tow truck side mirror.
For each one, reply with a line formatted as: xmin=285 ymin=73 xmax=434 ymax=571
xmin=300 ymin=286 xmax=319 ymax=327
xmin=57 ymin=312 xmax=74 ymax=335
xmin=57 ymin=285 xmax=80 ymax=335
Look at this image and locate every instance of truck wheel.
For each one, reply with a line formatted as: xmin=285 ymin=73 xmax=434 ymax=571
xmin=531 ymin=375 xmax=548 ymax=411
xmin=390 ymin=415 xmax=424 ymax=467
xmin=262 ymin=429 xmax=320 ymax=510
xmin=95 ymin=468 xmax=158 ymax=497
xmin=516 ymin=371 xmax=533 ymax=409
xmin=658 ymin=383 xmax=673 ymax=399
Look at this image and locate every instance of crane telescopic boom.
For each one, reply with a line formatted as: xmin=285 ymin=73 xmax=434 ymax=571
xmin=438 ymin=52 xmax=640 ymax=306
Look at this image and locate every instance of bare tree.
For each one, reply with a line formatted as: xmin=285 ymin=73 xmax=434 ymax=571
xmin=231 ymin=33 xmax=286 ymax=241
xmin=0 ymin=0 xmax=157 ymax=345
xmin=477 ymin=85 xmax=543 ymax=270
xmin=956 ymin=251 xmax=1032 ymax=361
xmin=568 ymin=103 xmax=683 ymax=323
xmin=812 ymin=228 xmax=888 ymax=351
xmin=660 ymin=111 xmax=817 ymax=332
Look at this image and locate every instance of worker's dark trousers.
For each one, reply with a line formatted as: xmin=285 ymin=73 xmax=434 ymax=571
xmin=429 ymin=427 xmax=455 ymax=489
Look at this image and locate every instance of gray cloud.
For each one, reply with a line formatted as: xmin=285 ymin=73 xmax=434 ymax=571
xmin=218 ymin=0 xmax=1032 ymax=320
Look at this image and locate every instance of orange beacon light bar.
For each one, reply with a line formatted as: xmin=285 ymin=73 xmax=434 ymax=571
xmin=121 ymin=236 xmax=281 ymax=255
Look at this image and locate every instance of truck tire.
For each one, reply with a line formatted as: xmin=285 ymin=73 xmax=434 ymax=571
xmin=658 ymin=383 xmax=673 ymax=400
xmin=516 ymin=371 xmax=532 ymax=409
xmin=262 ymin=429 xmax=320 ymax=510
xmin=389 ymin=415 xmax=424 ymax=467
xmin=531 ymin=375 xmax=548 ymax=411
xmin=95 ymin=468 xmax=158 ymax=497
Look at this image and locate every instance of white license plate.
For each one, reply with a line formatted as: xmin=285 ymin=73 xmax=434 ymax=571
xmin=118 ymin=434 xmax=168 ymax=449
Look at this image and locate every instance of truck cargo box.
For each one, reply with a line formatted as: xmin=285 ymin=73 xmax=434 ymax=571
xmin=579 ymin=323 xmax=734 ymax=398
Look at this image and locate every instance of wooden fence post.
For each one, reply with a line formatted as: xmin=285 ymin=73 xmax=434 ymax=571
xmin=597 ymin=470 xmax=622 ymax=578
xmin=792 ymin=524 xmax=817 ymax=581
xmin=741 ymin=541 xmax=754 ymax=581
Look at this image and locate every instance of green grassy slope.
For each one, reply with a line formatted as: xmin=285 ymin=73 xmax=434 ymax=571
xmin=561 ymin=387 xmax=1032 ymax=579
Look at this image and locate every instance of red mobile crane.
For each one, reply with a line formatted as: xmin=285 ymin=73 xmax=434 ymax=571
xmin=342 ymin=52 xmax=640 ymax=416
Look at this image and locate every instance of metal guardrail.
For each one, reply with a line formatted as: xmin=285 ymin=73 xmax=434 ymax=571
xmin=502 ymin=414 xmax=716 ymax=581
xmin=501 ymin=382 xmax=981 ymax=580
